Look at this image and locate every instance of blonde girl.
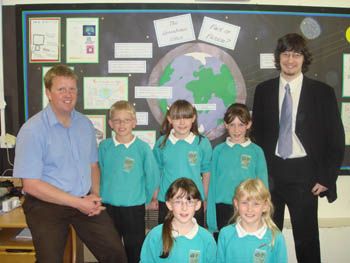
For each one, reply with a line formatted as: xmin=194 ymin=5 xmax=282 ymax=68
xmin=217 ymin=178 xmax=287 ymax=263
xmin=140 ymin=178 xmax=216 ymax=263
xmin=153 ymin=100 xmax=212 ymax=226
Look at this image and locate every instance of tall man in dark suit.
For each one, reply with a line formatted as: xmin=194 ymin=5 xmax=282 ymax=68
xmin=252 ymin=33 xmax=345 ymax=263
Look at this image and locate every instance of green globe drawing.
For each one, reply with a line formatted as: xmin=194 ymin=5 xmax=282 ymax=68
xmin=99 ymin=87 xmax=112 ymax=100
xmin=147 ymin=43 xmax=246 ymax=140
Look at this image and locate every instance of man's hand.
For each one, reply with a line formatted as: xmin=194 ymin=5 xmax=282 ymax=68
xmin=79 ymin=194 xmax=105 ymax=216
xmin=311 ymin=183 xmax=328 ymax=196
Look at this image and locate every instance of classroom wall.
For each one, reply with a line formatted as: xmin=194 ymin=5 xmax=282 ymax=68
xmin=3 ymin=0 xmax=349 ymax=219
xmin=1 ymin=1 xmax=349 ymax=262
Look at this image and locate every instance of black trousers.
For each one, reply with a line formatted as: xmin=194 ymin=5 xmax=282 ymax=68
xmin=23 ymin=195 xmax=127 ymax=263
xmin=214 ymin=203 xmax=234 ymax=241
xmin=270 ymin=156 xmax=320 ymax=263
xmin=158 ymin=201 xmax=205 ymax=227
xmin=216 ymin=203 xmax=234 ymax=230
xmin=105 ymin=204 xmax=145 ymax=263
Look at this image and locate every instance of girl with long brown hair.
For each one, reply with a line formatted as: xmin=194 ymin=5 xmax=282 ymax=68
xmin=140 ymin=178 xmax=216 ymax=262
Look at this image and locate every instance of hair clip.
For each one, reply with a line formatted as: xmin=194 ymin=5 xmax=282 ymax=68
xmin=166 ymin=105 xmax=170 ymax=110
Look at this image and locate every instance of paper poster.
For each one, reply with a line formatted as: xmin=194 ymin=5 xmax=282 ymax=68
xmin=29 ymin=18 xmax=60 ymax=62
xmin=198 ymin=16 xmax=240 ymax=50
xmin=84 ymin=77 xmax=128 ymax=109
xmin=86 ymin=115 xmax=106 ymax=145
xmin=260 ymin=53 xmax=276 ymax=69
xmin=115 ymin=43 xmax=152 ymax=58
xmin=66 ymin=18 xmax=99 ymax=63
xmin=154 ymin=14 xmax=195 ymax=47
xmin=108 ymin=60 xmax=146 ymax=73
xmin=111 ymin=130 xmax=156 ymax=149
xmin=132 ymin=130 xmax=156 ymax=149
xmin=135 ymin=86 xmax=172 ymax=99
xmin=341 ymin=103 xmax=350 ymax=145
xmin=343 ymin=54 xmax=350 ymax=97
xmin=136 ymin=112 xmax=149 ymax=125
xmin=193 ymin=104 xmax=216 ymax=111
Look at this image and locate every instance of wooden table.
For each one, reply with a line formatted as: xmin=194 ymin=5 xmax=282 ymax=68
xmin=0 ymin=204 xmax=76 ymax=263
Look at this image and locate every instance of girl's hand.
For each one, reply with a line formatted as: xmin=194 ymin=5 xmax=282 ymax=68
xmin=203 ymin=200 xmax=207 ymax=212
xmin=146 ymin=199 xmax=159 ymax=210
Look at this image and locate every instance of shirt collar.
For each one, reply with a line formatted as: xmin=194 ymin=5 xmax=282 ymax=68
xmin=112 ymin=135 xmax=136 ymax=148
xmin=46 ymin=104 xmax=77 ymax=127
xmin=171 ymin=218 xmax=199 ymax=239
xmin=280 ymin=73 xmax=303 ymax=91
xmin=168 ymin=129 xmax=196 ymax=144
xmin=235 ymin=217 xmax=267 ymax=239
xmin=225 ymin=137 xmax=251 ymax=148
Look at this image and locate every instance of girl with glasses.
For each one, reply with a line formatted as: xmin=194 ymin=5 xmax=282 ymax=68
xmin=140 ymin=177 xmax=216 ymax=263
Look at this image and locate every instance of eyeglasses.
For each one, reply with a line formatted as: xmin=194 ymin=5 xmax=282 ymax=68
xmin=172 ymin=199 xmax=197 ymax=207
xmin=111 ymin=119 xmax=133 ymax=125
xmin=281 ymin=52 xmax=303 ymax=59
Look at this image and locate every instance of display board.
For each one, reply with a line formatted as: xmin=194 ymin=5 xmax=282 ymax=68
xmin=16 ymin=3 xmax=350 ymax=173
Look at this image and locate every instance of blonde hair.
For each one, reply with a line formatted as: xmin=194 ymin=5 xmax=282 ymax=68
xmin=44 ymin=65 xmax=77 ymax=91
xmin=160 ymin=100 xmax=202 ymax=148
xmin=161 ymin=178 xmax=201 ymax=258
xmin=229 ymin=178 xmax=280 ymax=247
xmin=109 ymin=100 xmax=136 ymax=119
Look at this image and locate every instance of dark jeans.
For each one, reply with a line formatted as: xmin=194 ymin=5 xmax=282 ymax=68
xmin=158 ymin=201 xmax=205 ymax=227
xmin=23 ymin=195 xmax=127 ymax=263
xmin=105 ymin=204 xmax=145 ymax=263
xmin=270 ymin=156 xmax=320 ymax=263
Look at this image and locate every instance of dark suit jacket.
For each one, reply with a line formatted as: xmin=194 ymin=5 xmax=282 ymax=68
xmin=252 ymin=76 xmax=345 ymax=202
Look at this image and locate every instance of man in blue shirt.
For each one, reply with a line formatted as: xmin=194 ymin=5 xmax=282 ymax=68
xmin=13 ymin=65 xmax=127 ymax=263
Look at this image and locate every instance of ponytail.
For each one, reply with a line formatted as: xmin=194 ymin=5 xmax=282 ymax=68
xmin=160 ymin=177 xmax=201 ymax=258
xmin=160 ymin=212 xmax=174 ymax=258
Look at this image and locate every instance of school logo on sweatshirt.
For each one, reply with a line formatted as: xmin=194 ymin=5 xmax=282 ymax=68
xmin=253 ymin=247 xmax=267 ymax=263
xmin=188 ymin=151 xmax=198 ymax=166
xmin=189 ymin=249 xmax=200 ymax=263
xmin=241 ymin=154 xmax=252 ymax=168
xmin=123 ymin=157 xmax=135 ymax=172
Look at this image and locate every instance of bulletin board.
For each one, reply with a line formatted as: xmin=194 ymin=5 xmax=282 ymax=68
xmin=15 ymin=3 xmax=350 ymax=173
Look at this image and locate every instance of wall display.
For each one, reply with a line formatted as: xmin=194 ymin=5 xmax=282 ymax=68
xmin=29 ymin=17 xmax=60 ymax=63
xmin=66 ymin=17 xmax=99 ymax=63
xmin=83 ymin=77 xmax=128 ymax=109
xmin=16 ymin=3 xmax=350 ymax=173
xmin=86 ymin=114 xmax=106 ymax=145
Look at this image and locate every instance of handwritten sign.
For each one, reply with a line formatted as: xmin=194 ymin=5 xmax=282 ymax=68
xmin=260 ymin=53 xmax=276 ymax=69
xmin=135 ymin=86 xmax=172 ymax=99
xmin=198 ymin=16 xmax=240 ymax=50
xmin=154 ymin=14 xmax=195 ymax=47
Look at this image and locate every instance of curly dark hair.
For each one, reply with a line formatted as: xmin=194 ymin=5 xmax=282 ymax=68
xmin=274 ymin=33 xmax=312 ymax=73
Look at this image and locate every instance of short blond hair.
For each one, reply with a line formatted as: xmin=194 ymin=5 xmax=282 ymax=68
xmin=44 ymin=65 xmax=77 ymax=90
xmin=109 ymin=100 xmax=136 ymax=119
